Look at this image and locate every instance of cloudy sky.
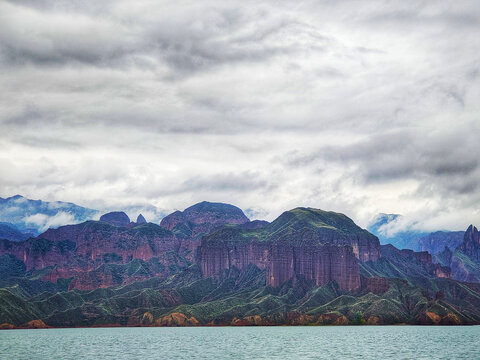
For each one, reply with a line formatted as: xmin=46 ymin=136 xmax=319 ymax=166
xmin=1 ymin=0 xmax=479 ymax=231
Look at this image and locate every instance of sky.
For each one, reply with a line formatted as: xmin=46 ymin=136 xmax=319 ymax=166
xmin=1 ymin=0 xmax=479 ymax=232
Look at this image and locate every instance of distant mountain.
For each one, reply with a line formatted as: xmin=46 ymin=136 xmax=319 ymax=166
xmin=436 ymin=225 xmax=480 ymax=283
xmin=161 ymin=201 xmax=249 ymax=233
xmin=0 ymin=195 xmax=99 ymax=235
xmin=367 ymin=214 xmax=423 ymax=249
xmin=368 ymin=213 xmax=463 ymax=254
xmin=0 ymin=222 xmax=32 ymax=242
xmin=417 ymin=231 xmax=464 ymax=254
xmin=99 ymin=211 xmax=131 ymax=227
xmin=136 ymin=214 xmax=147 ymax=224
xmin=2 ymin=202 xmax=480 ymax=327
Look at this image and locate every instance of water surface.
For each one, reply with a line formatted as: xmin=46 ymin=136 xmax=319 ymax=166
xmin=1 ymin=326 xmax=478 ymax=359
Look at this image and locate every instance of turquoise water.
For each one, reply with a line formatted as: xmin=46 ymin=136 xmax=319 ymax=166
xmin=0 ymin=326 xmax=479 ymax=359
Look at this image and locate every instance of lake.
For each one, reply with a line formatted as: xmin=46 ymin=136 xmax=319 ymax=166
xmin=1 ymin=326 xmax=479 ymax=359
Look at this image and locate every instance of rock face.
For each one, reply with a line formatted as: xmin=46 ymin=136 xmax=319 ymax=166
xmin=0 ymin=221 xmax=182 ymax=289
xmin=458 ymin=225 xmax=480 ymax=260
xmin=0 ymin=201 xmax=252 ymax=290
xmin=418 ymin=231 xmax=464 ymax=254
xmin=160 ymin=201 xmax=250 ymax=262
xmin=436 ymin=225 xmax=480 ymax=283
xmin=198 ymin=208 xmax=381 ymax=291
xmin=378 ymin=244 xmax=452 ymax=279
xmin=136 ymin=214 xmax=147 ymax=224
xmin=100 ymin=212 xmax=131 ymax=227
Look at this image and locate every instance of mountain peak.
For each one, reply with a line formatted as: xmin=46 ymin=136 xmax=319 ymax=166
xmin=182 ymin=201 xmax=249 ymax=225
xmin=136 ymin=214 xmax=147 ymax=224
xmin=271 ymin=207 xmax=370 ymax=237
xmin=458 ymin=224 xmax=480 ymax=259
xmin=0 ymin=195 xmax=24 ymax=202
xmin=100 ymin=211 xmax=130 ymax=227
xmin=160 ymin=201 xmax=249 ymax=236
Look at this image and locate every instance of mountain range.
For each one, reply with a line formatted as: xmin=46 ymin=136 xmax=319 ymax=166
xmin=368 ymin=213 xmax=464 ymax=254
xmin=0 ymin=198 xmax=479 ymax=328
xmin=0 ymin=195 xmax=98 ymax=237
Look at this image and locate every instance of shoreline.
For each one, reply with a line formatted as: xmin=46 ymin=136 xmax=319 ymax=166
xmin=2 ymin=323 xmax=478 ymax=330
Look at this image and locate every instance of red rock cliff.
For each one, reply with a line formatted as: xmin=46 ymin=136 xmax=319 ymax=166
xmin=198 ymin=208 xmax=379 ymax=291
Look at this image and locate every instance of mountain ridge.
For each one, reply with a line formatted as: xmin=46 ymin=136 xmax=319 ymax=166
xmin=1 ymin=200 xmax=480 ymax=327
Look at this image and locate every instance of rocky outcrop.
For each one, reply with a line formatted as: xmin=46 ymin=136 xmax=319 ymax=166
xmin=435 ymin=225 xmax=480 ymax=283
xmin=0 ymin=238 xmax=76 ymax=272
xmin=160 ymin=201 xmax=251 ymax=262
xmin=418 ymin=231 xmax=464 ymax=254
xmin=269 ymin=243 xmax=360 ymax=289
xmin=0 ymin=221 xmax=185 ymax=289
xmin=155 ymin=312 xmax=199 ymax=326
xmin=379 ymin=244 xmax=452 ymax=279
xmin=0 ymin=202 xmax=253 ymax=290
xmin=22 ymin=319 xmax=49 ymax=329
xmin=136 ymin=214 xmax=147 ymax=224
xmin=198 ymin=208 xmax=380 ymax=291
xmin=99 ymin=212 xmax=130 ymax=227
xmin=458 ymin=225 xmax=480 ymax=260
xmin=199 ymin=240 xmax=360 ymax=290
xmin=160 ymin=201 xmax=249 ymax=236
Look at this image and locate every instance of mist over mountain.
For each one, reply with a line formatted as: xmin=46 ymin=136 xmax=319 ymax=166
xmin=368 ymin=213 xmax=464 ymax=254
xmin=1 ymin=198 xmax=480 ymax=328
xmin=0 ymin=195 xmax=99 ymax=236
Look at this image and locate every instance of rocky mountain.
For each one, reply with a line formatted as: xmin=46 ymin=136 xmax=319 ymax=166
xmin=0 ymin=195 xmax=98 ymax=235
xmin=159 ymin=201 xmax=250 ymax=262
xmin=458 ymin=225 xmax=480 ymax=260
xmin=0 ymin=202 xmax=252 ymax=291
xmin=0 ymin=219 xmax=182 ymax=290
xmin=198 ymin=208 xmax=380 ymax=291
xmin=417 ymin=231 xmax=464 ymax=254
xmin=0 ymin=222 xmax=32 ymax=242
xmin=436 ymin=225 xmax=480 ymax=283
xmin=99 ymin=211 xmax=131 ymax=227
xmin=1 ymin=202 xmax=480 ymax=328
xmin=160 ymin=201 xmax=249 ymax=234
xmin=136 ymin=214 xmax=147 ymax=224
xmin=368 ymin=213 xmax=464 ymax=254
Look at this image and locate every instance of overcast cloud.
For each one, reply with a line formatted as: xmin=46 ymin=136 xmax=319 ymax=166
xmin=1 ymin=0 xmax=479 ymax=231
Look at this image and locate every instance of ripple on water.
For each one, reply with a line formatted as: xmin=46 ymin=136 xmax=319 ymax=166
xmin=0 ymin=326 xmax=479 ymax=360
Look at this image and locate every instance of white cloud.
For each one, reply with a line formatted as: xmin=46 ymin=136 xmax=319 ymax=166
xmin=24 ymin=211 xmax=77 ymax=232
xmin=1 ymin=0 xmax=480 ymax=231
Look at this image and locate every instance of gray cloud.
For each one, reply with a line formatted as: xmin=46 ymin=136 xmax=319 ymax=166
xmin=1 ymin=0 xmax=480 ymax=231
